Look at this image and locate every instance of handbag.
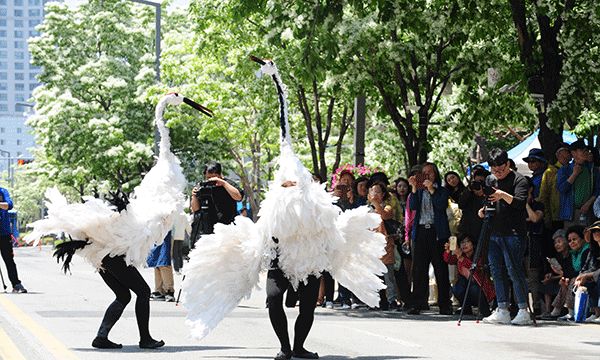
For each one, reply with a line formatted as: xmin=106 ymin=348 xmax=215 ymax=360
xmin=383 ymin=219 xmax=404 ymax=242
xmin=574 ymin=286 xmax=589 ymax=323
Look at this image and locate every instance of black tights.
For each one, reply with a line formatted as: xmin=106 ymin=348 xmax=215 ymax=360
xmin=267 ymin=269 xmax=319 ymax=353
xmin=97 ymin=255 xmax=153 ymax=342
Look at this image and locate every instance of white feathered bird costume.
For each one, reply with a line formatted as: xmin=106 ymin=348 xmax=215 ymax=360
xmin=24 ymin=93 xmax=213 ymax=269
xmin=181 ymin=57 xmax=387 ymax=341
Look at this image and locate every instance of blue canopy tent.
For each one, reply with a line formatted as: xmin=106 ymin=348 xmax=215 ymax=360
xmin=476 ymin=130 xmax=588 ymax=176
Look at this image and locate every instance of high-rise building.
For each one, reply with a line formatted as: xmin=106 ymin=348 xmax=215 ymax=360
xmin=0 ymin=0 xmax=48 ymax=175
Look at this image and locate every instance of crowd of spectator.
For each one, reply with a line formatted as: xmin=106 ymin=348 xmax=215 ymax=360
xmin=321 ymin=139 xmax=600 ymax=324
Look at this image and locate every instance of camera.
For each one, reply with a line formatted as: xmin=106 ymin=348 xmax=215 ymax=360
xmin=190 ymin=180 xmax=221 ymax=247
xmin=198 ymin=180 xmax=216 ymax=188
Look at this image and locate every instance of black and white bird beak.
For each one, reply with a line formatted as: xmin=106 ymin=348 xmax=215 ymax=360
xmin=183 ymin=97 xmax=213 ymax=117
xmin=250 ymin=55 xmax=266 ymax=66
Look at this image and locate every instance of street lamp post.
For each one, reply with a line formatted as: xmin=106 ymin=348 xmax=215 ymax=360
xmin=125 ymin=0 xmax=161 ymax=157
xmin=126 ymin=0 xmax=161 ymax=82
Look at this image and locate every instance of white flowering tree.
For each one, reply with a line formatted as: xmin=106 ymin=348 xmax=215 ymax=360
xmin=27 ymin=0 xmax=158 ymax=197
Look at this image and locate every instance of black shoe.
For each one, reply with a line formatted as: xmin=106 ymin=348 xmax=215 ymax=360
xmin=407 ymin=307 xmax=420 ymax=315
xmin=439 ymin=307 xmax=453 ymax=315
xmin=150 ymin=292 xmax=165 ymax=301
xmin=293 ymin=349 xmax=319 ymax=359
xmin=274 ymin=349 xmax=293 ymax=360
xmin=139 ymin=339 xmax=165 ymax=349
xmin=92 ymin=336 xmax=122 ymax=349
xmin=455 ymin=307 xmax=473 ymax=315
xmin=541 ymin=313 xmax=560 ymax=320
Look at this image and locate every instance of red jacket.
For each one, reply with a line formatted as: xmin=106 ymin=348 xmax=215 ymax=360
xmin=444 ymin=250 xmax=496 ymax=302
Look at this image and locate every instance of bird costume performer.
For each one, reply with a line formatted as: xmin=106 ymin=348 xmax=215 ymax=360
xmin=181 ymin=57 xmax=387 ymax=360
xmin=25 ymin=93 xmax=212 ymax=349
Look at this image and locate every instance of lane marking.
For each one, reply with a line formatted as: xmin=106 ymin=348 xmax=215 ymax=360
xmin=0 ymin=293 xmax=80 ymax=360
xmin=330 ymin=323 xmax=423 ymax=348
xmin=0 ymin=324 xmax=27 ymax=360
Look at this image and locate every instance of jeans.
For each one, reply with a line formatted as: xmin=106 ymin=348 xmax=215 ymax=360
xmin=488 ymin=235 xmax=530 ymax=309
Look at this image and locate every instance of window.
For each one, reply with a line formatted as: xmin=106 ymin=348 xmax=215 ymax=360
xmin=28 ymin=63 xmax=38 ymax=70
xmin=14 ymin=41 xmax=24 ymax=49
xmin=29 ymin=73 xmax=36 ymax=80
xmin=0 ymin=104 xmax=7 ymax=112
xmin=14 ymin=52 xmax=24 ymax=59
xmin=14 ymin=20 xmax=24 ymax=28
xmin=15 ymin=62 xmax=24 ymax=69
xmin=29 ymin=83 xmax=37 ymax=90
xmin=28 ymin=0 xmax=40 ymax=5
xmin=0 ymin=94 xmax=5 ymax=101
xmin=0 ymin=73 xmax=5 ymax=80
xmin=0 ymin=9 xmax=6 ymax=16
xmin=14 ymin=31 xmax=23 ymax=38
xmin=29 ymin=20 xmax=40 ymax=27
xmin=14 ymin=9 xmax=23 ymax=17
xmin=0 ymin=31 xmax=5 ymax=37
xmin=15 ymin=93 xmax=24 ymax=101
xmin=0 ymin=127 xmax=3 ymax=132
xmin=28 ymin=9 xmax=40 ymax=17
xmin=0 ymin=51 xmax=6 ymax=59
xmin=16 ymin=139 xmax=21 ymax=145
xmin=0 ymin=20 xmax=6 ymax=27
xmin=14 ymin=0 xmax=23 ymax=5
xmin=0 ymin=83 xmax=6 ymax=90
xmin=0 ymin=0 xmax=5 ymax=5
xmin=0 ymin=41 xmax=6 ymax=48
xmin=17 ymin=128 xmax=21 ymax=134
xmin=29 ymin=30 xmax=38 ymax=37
xmin=0 ymin=62 xmax=6 ymax=69
xmin=15 ymin=73 xmax=23 ymax=80
xmin=0 ymin=140 xmax=4 ymax=145
xmin=15 ymin=83 xmax=24 ymax=91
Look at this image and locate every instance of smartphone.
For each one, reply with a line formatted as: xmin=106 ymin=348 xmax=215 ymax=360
xmin=336 ymin=184 xmax=348 ymax=201
xmin=547 ymin=257 xmax=562 ymax=271
xmin=415 ymin=173 xmax=427 ymax=190
xmin=449 ymin=236 xmax=457 ymax=251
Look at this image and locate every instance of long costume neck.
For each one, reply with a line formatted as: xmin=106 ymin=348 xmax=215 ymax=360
xmin=269 ymin=71 xmax=291 ymax=146
xmin=154 ymin=98 xmax=171 ymax=160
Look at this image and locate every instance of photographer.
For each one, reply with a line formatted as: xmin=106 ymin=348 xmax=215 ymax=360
xmin=457 ymin=167 xmax=490 ymax=239
xmin=478 ymin=148 xmax=532 ymax=325
xmin=190 ymin=161 xmax=243 ymax=247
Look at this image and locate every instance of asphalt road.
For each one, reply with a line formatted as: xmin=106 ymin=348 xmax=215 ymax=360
xmin=0 ymin=246 xmax=598 ymax=360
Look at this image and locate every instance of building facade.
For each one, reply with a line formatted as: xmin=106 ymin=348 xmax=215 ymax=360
xmin=0 ymin=0 xmax=48 ymax=174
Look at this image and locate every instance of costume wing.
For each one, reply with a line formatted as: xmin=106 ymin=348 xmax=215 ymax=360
xmin=329 ymin=206 xmax=388 ymax=308
xmin=182 ymin=215 xmax=264 ymax=340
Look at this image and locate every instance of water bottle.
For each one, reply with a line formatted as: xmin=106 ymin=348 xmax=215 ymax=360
xmin=580 ymin=213 xmax=586 ymax=225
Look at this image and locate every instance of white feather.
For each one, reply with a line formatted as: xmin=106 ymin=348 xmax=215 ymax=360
xmin=24 ymin=93 xmax=190 ymax=268
xmin=182 ymin=59 xmax=387 ymax=340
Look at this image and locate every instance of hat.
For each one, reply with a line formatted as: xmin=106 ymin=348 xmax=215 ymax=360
xmin=523 ymin=148 xmax=548 ymax=163
xmin=584 ymin=221 xmax=600 ymax=243
xmin=569 ymin=139 xmax=587 ymax=151
xmin=338 ymin=169 xmax=355 ymax=180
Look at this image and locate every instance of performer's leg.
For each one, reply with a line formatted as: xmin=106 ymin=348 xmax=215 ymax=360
xmin=0 ymin=234 xmax=21 ymax=288
xmin=323 ymin=271 xmax=334 ymax=304
xmin=266 ymin=269 xmax=292 ymax=358
xmin=293 ymin=275 xmax=320 ymax=359
xmin=102 ymin=255 xmax=163 ymax=349
xmin=94 ymin=256 xmax=132 ymax=349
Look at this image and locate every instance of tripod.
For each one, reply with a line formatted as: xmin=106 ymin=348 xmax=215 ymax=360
xmin=176 ymin=193 xmax=215 ymax=305
xmin=457 ymin=210 xmax=537 ymax=326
